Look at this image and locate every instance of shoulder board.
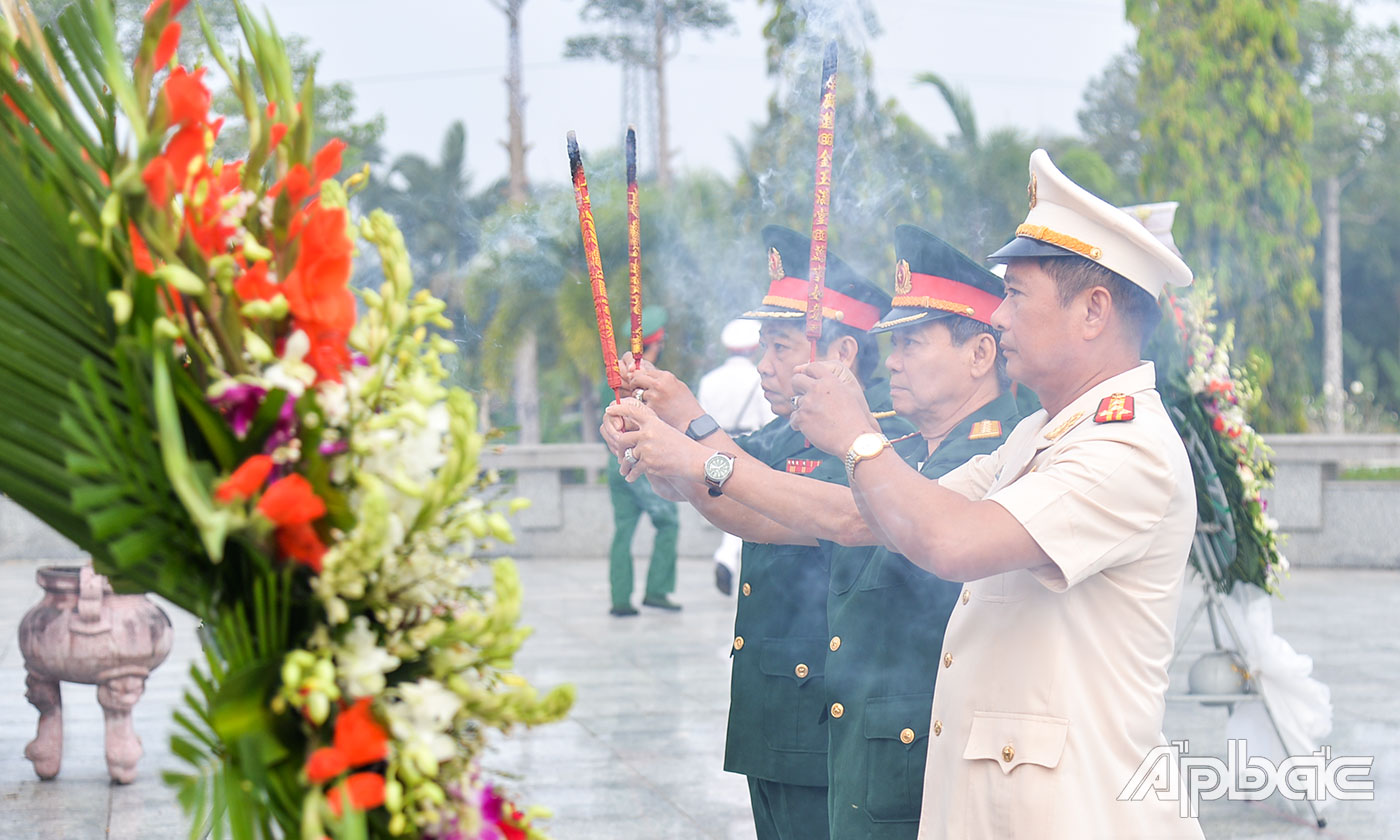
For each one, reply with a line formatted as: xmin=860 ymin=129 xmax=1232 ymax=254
xmin=889 ymin=431 xmax=921 ymax=445
xmin=968 ymin=419 xmax=1002 ymax=440
xmin=872 ymin=409 xmax=897 ymax=420
xmin=786 ymin=458 xmax=822 ymax=475
xmin=1094 ymin=393 xmax=1135 ymax=424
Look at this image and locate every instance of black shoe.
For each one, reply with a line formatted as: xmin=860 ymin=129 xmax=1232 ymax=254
xmin=609 ymin=604 xmax=639 ymax=617
xmin=714 ymin=563 xmax=733 ymax=596
xmin=642 ymin=595 xmax=682 ymax=611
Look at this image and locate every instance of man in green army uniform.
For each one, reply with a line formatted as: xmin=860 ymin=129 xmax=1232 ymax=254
xmin=604 ymin=305 xmax=681 ymax=616
xmin=810 ymin=227 xmax=1019 ymax=838
xmin=610 ymin=225 xmax=1018 ymax=838
xmin=602 ymin=226 xmax=909 ymax=840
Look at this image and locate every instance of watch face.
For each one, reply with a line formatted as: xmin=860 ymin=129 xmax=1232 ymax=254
xmin=853 ymin=433 xmax=885 ymax=458
xmin=704 ymin=454 xmax=731 ymax=481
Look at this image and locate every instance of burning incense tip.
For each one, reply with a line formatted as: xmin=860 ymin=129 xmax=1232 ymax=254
xmin=567 ymin=131 xmax=582 ymax=179
xmin=822 ymin=41 xmax=838 ymax=79
xmin=626 ymin=126 xmax=637 ymax=184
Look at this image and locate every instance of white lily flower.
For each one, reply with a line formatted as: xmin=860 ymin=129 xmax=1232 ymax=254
xmin=335 ymin=616 xmax=402 ymax=699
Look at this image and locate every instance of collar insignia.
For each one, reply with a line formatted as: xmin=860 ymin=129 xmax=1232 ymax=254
xmin=1044 ymin=410 xmax=1086 ymax=442
xmin=968 ymin=419 xmax=1002 ymax=440
xmin=1094 ymin=393 xmax=1135 ymax=424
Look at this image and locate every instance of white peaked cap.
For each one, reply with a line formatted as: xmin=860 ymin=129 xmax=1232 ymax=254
xmin=989 ymin=149 xmax=1193 ymax=297
xmin=720 ymin=318 xmax=761 ymax=352
xmin=1119 ymin=201 xmax=1183 ymax=257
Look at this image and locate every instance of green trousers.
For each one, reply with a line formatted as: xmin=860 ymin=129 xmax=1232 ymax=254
xmin=747 ymin=777 xmax=831 ymax=840
xmin=607 ymin=469 xmax=678 ymax=607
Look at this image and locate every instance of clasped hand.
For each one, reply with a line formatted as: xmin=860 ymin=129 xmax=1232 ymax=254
xmin=789 ymin=359 xmax=879 ymax=455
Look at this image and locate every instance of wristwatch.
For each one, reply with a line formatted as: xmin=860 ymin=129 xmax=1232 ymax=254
xmin=844 ymin=432 xmax=890 ymax=481
xmin=686 ymin=413 xmax=721 ymax=441
xmin=703 ymin=451 xmax=736 ymax=497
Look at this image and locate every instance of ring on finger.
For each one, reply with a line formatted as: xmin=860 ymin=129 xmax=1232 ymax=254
xmin=623 ymin=447 xmax=638 ymax=466
xmin=632 ymin=388 xmax=646 ymax=402
xmin=791 ymin=395 xmax=802 ymax=409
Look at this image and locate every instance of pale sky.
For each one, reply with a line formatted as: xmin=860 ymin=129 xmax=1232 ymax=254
xmin=267 ymin=0 xmax=1400 ymax=187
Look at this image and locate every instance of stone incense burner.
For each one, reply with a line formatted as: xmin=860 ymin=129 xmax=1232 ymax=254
xmin=18 ymin=564 xmax=173 ymax=783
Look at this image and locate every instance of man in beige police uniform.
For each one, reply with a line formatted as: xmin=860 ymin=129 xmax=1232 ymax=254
xmin=788 ymin=149 xmax=1204 ymax=839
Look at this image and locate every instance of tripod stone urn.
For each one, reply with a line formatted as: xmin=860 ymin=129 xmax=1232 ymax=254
xmin=18 ymin=564 xmax=173 ymax=783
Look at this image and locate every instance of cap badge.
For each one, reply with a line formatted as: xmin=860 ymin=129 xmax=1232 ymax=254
xmin=1094 ymin=393 xmax=1135 ymax=424
xmin=895 ymin=259 xmax=913 ymax=295
xmin=768 ymin=247 xmax=784 ymax=285
xmin=1028 ymin=172 xmax=1038 ymax=209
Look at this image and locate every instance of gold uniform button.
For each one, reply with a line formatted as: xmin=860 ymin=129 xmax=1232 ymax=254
xmin=1002 ymin=744 xmax=1015 ymax=763
xmin=742 ymin=582 xmax=751 ymax=596
xmin=943 ymin=652 xmax=953 ymax=668
xmin=961 ymin=590 xmax=970 ymax=605
xmin=829 ymin=636 xmax=842 ymax=652
xmin=933 ymin=720 xmax=943 ymax=736
xmin=900 ymin=728 xmax=915 ymax=745
xmin=830 ymin=702 xmax=844 ymax=719
xmin=795 ymin=663 xmax=809 ymax=678
xmin=733 ymin=636 xmax=744 ymax=651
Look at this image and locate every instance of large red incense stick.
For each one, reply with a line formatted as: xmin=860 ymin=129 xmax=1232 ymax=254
xmin=626 ymin=126 xmax=642 ymax=370
xmin=567 ymin=131 xmax=623 ymax=400
xmin=805 ymin=43 xmax=838 ymax=362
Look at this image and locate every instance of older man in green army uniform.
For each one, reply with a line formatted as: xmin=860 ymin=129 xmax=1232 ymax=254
xmin=604 ymin=305 xmax=681 ymax=616
xmin=602 ymin=225 xmax=909 ymax=840
xmin=610 ymin=225 xmax=1018 ymax=838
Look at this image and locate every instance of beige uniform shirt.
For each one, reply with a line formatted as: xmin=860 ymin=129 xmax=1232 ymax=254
xmin=917 ymin=363 xmax=1204 ymax=840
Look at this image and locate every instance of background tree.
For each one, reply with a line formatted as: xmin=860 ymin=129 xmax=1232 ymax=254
xmin=1296 ymin=0 xmax=1400 ymax=431
xmin=565 ymin=0 xmax=733 ymax=188
xmin=1128 ymin=0 xmax=1320 ymax=430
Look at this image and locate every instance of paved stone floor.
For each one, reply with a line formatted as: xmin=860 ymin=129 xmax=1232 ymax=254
xmin=0 ymin=555 xmax=1396 ymax=839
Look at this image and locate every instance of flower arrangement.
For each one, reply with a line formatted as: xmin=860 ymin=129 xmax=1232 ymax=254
xmin=1153 ymin=277 xmax=1288 ymax=594
xmin=0 ymin=1 xmax=572 ymax=837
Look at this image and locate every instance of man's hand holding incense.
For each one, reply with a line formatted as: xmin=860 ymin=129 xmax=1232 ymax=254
xmin=790 ymin=360 xmax=879 ymax=455
xmin=604 ymin=399 xmax=709 ymax=484
xmin=617 ymin=355 xmax=705 ymax=430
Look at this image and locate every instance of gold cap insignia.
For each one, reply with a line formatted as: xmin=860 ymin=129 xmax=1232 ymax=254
xmin=768 ymin=247 xmax=784 ymax=285
xmin=1028 ymin=173 xmax=1038 ymax=209
xmin=894 ymin=259 xmax=913 ymax=295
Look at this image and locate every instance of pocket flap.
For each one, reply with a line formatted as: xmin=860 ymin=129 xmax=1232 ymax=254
xmin=863 ymin=692 xmax=933 ymax=744
xmin=758 ymin=637 xmax=827 ymax=682
xmin=962 ymin=711 xmax=1068 ymax=775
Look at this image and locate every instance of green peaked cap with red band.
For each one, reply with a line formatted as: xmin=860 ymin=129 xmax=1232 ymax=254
xmin=870 ymin=225 xmax=1005 ymax=334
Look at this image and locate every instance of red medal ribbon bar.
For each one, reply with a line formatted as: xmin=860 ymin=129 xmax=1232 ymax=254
xmin=786 ymin=458 xmax=822 ymax=475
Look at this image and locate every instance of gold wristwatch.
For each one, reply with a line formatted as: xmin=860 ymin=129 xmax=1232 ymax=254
xmin=844 ymin=432 xmax=890 ymax=481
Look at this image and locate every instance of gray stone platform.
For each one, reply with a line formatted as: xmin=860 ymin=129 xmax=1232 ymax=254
xmin=1 ymin=556 xmax=1396 ymax=839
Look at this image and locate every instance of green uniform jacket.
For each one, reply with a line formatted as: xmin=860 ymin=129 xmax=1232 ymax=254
xmin=818 ymin=391 xmax=1020 ymax=837
xmin=724 ymin=380 xmax=912 ymax=787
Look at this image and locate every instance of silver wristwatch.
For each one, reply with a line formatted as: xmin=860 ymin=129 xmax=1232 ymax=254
xmin=703 ymin=451 xmax=736 ymax=497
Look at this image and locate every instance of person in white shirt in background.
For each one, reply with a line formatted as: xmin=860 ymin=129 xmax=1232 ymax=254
xmin=697 ymin=318 xmax=776 ymax=595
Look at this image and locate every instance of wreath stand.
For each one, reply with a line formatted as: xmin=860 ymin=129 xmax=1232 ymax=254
xmin=1165 ymin=424 xmax=1326 ymax=829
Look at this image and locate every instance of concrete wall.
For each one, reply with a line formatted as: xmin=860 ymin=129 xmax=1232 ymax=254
xmin=6 ymin=435 xmax=1399 ymax=567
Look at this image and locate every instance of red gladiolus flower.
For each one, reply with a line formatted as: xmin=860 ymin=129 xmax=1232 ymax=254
xmin=304 ymin=747 xmax=349 ymax=785
xmin=152 ymin=21 xmax=181 ymax=67
xmin=269 ymin=164 xmax=313 ymax=206
xmin=235 ymin=261 xmax=278 ymax=302
xmin=128 ymin=223 xmax=155 ymax=274
xmin=312 ymin=139 xmax=346 ymax=184
xmin=142 ymin=156 xmax=175 ymax=206
xmin=277 ymin=522 xmax=327 ymax=573
xmin=257 ymin=474 xmax=326 ymax=526
xmin=270 ymin=122 xmax=288 ymax=149
xmin=163 ymin=121 xmax=209 ymax=184
xmin=333 ymin=699 xmax=389 ymax=767
xmin=327 ymin=773 xmax=386 ymax=817
xmin=162 ymin=66 xmax=210 ymax=127
xmin=1212 ymin=415 xmax=1227 ymax=433
xmin=305 ymin=338 xmax=353 ymax=385
xmin=214 ymin=454 xmax=274 ymax=502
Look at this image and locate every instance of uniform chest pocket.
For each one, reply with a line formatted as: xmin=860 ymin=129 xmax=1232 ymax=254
xmin=829 ymin=552 xmax=870 ymax=595
xmin=962 ymin=710 xmax=1068 ymax=774
xmin=759 ymin=637 xmax=828 ymax=753
xmin=862 ymin=693 xmax=933 ymax=823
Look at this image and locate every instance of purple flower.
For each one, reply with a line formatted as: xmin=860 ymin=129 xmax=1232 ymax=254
xmin=319 ymin=439 xmax=349 ymax=456
xmin=209 ymin=383 xmax=267 ymax=439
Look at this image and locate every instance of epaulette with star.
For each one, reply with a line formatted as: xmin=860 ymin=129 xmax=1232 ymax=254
xmin=1094 ymin=393 xmax=1135 ymax=423
xmin=968 ymin=419 xmax=1002 ymax=440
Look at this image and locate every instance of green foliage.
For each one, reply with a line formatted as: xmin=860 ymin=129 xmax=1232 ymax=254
xmin=1128 ymin=0 xmax=1321 ymax=430
xmin=565 ymin=0 xmax=734 ymax=65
